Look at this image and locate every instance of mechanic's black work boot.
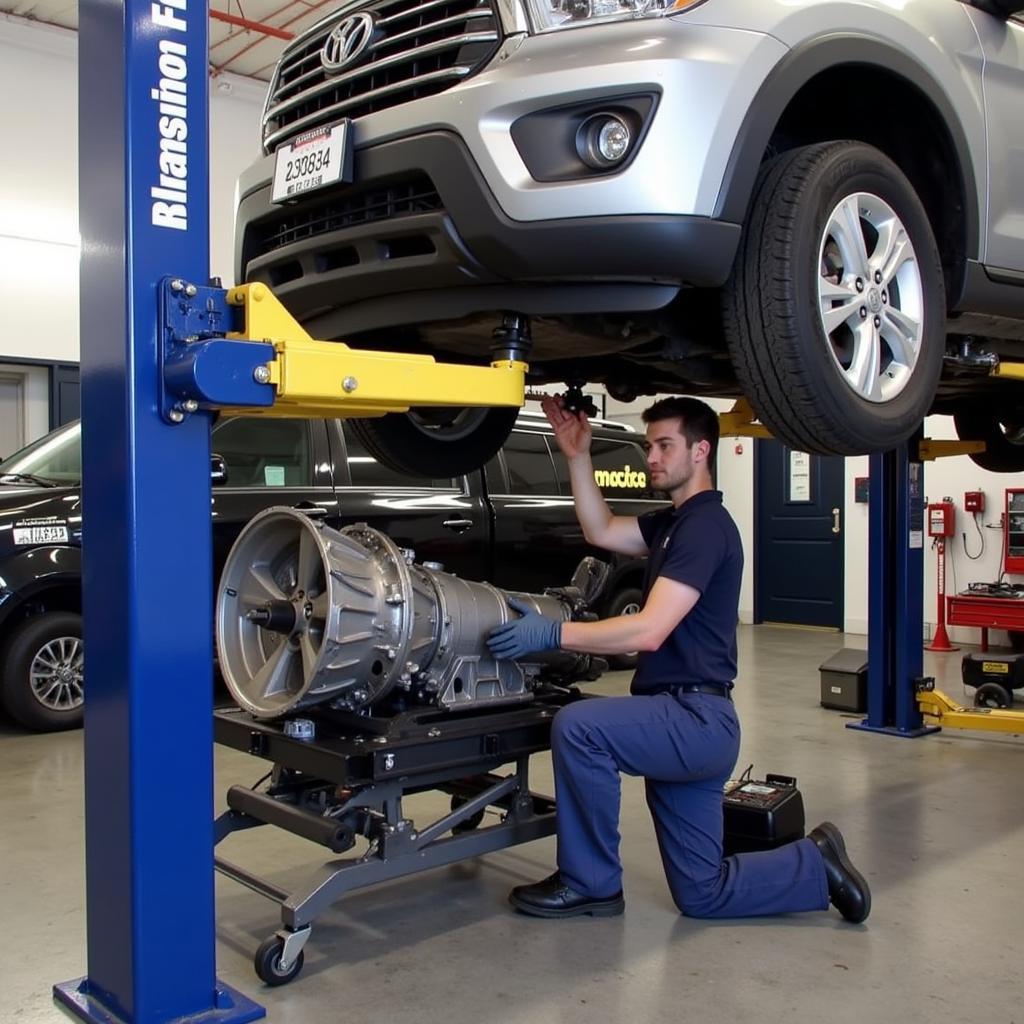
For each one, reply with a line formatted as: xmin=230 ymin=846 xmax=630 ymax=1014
xmin=509 ymin=871 xmax=624 ymax=918
xmin=809 ymin=822 xmax=871 ymax=924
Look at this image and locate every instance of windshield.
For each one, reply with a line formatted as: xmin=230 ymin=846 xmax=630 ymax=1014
xmin=0 ymin=421 xmax=82 ymax=485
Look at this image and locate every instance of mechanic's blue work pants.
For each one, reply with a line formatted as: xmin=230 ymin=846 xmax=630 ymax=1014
xmin=552 ymin=693 xmax=829 ymax=917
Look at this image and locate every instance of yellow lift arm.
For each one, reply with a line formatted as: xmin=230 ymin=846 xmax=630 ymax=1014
xmin=217 ymin=283 xmax=527 ymax=419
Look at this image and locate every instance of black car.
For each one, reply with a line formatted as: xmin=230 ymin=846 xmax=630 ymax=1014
xmin=0 ymin=411 xmax=662 ymax=731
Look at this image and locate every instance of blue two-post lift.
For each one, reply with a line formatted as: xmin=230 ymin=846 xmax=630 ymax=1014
xmin=52 ymin=0 xmax=267 ymax=1019
xmin=851 ymin=444 xmax=941 ymax=738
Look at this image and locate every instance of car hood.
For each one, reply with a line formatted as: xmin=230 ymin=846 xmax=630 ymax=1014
xmin=0 ymin=483 xmax=82 ymax=559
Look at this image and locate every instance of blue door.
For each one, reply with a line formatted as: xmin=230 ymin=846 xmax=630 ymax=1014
xmin=755 ymin=439 xmax=845 ymax=628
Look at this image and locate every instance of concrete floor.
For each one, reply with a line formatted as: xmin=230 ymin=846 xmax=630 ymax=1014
xmin=2 ymin=625 xmax=1022 ymax=1024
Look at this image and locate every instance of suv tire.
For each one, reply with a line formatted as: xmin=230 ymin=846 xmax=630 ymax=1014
xmin=348 ymin=406 xmax=519 ymax=478
xmin=723 ymin=141 xmax=945 ymax=454
xmin=953 ymin=406 xmax=1024 ymax=472
xmin=1 ymin=611 xmax=84 ymax=732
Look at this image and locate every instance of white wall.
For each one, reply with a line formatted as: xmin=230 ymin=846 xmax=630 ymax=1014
xmin=0 ymin=17 xmax=266 ymax=365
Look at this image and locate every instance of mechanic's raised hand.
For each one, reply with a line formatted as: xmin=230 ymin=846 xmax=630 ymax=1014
xmin=487 ymin=597 xmax=562 ymax=660
xmin=541 ymin=394 xmax=592 ymax=461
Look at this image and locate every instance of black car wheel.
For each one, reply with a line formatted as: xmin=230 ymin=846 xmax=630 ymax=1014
xmin=723 ymin=141 xmax=945 ymax=455
xmin=1 ymin=611 xmax=84 ymax=732
xmin=347 ymin=406 xmax=519 ymax=477
xmin=605 ymin=586 xmax=643 ymax=671
xmin=953 ymin=406 xmax=1024 ymax=472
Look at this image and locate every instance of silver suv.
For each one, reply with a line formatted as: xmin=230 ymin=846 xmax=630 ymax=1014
xmin=235 ymin=0 xmax=1024 ymax=474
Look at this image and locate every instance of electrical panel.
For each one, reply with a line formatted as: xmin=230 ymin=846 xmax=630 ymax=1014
xmin=1005 ymin=489 xmax=1024 ymax=573
xmin=927 ymin=501 xmax=955 ymax=538
xmin=964 ymin=491 xmax=984 ymax=514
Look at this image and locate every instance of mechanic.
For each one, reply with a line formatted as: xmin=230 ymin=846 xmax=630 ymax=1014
xmin=488 ymin=395 xmax=870 ymax=924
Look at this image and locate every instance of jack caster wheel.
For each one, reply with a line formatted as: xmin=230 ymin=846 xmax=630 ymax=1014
xmin=974 ymin=682 xmax=1012 ymax=709
xmin=254 ymin=935 xmax=305 ymax=986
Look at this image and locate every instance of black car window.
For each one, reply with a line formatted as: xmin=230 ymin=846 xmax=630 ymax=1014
xmin=0 ymin=420 xmax=81 ymax=484
xmin=341 ymin=425 xmax=453 ymax=488
xmin=212 ymin=417 xmax=312 ymax=488
xmin=500 ymin=431 xmax=558 ymax=495
xmin=483 ymin=453 xmax=505 ymax=494
xmin=566 ymin=437 xmax=654 ymax=499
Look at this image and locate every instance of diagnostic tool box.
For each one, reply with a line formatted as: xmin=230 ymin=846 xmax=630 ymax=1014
xmin=723 ymin=773 xmax=805 ymax=855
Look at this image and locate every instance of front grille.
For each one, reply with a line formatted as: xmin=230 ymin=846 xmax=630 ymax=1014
xmin=263 ymin=0 xmax=502 ymax=152
xmin=255 ymin=173 xmax=442 ymax=254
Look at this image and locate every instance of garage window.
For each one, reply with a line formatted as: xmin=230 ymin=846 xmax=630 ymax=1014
xmin=212 ymin=417 xmax=312 ymax=488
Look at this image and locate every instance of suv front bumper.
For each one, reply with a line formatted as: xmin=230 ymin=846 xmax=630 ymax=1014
xmin=235 ymin=20 xmax=786 ymax=338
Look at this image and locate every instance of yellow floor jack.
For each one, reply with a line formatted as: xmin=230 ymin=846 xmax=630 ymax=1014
xmin=916 ymin=678 xmax=1024 ymax=735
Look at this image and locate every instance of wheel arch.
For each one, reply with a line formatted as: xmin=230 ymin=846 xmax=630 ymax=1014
xmin=0 ymin=558 xmax=82 ymax=643
xmin=715 ymin=35 xmax=978 ymax=306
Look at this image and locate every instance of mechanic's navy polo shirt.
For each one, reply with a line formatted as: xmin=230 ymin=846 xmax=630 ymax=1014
xmin=631 ymin=490 xmax=743 ymax=695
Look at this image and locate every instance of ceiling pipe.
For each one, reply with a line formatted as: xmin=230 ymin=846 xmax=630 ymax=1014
xmin=215 ymin=0 xmax=337 ymax=70
xmin=209 ymin=9 xmax=295 ymax=40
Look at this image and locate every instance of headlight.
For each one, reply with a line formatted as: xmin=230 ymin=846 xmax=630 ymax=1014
xmin=525 ymin=0 xmax=707 ymax=33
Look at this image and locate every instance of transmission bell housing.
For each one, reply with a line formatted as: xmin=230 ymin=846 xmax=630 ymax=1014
xmin=216 ymin=507 xmax=608 ymax=718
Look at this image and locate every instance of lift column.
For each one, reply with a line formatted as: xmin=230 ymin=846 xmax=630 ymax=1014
xmin=54 ymin=0 xmax=263 ymax=1020
xmin=849 ymin=443 xmax=938 ymax=738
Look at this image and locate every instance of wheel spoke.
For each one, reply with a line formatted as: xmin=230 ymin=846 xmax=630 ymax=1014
xmin=251 ymin=643 xmax=296 ymax=699
xmin=820 ymin=291 xmax=864 ymax=335
xmin=241 ymin=563 xmax=289 ymax=606
xmin=874 ymin=219 xmax=913 ymax=286
xmin=847 ymin=321 xmax=883 ymax=401
xmin=831 ymin=195 xmax=871 ymax=279
xmin=34 ymin=677 xmax=62 ymax=702
xmin=882 ymin=306 xmax=921 ymax=368
xmin=34 ymin=649 xmax=61 ymax=672
xmin=299 ymin=632 xmax=318 ymax=680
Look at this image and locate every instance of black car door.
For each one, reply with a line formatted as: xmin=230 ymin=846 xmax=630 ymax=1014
xmin=320 ymin=420 xmax=489 ymax=580
xmin=485 ymin=427 xmax=585 ymax=592
xmin=209 ymin=416 xmax=335 ymax=580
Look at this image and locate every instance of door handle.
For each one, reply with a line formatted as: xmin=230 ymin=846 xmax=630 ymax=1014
xmin=831 ymin=507 xmax=841 ymax=535
xmin=442 ymin=518 xmax=474 ymax=532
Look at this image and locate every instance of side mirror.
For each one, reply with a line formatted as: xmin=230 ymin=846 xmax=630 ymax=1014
xmin=569 ymin=556 xmax=611 ymax=607
xmin=211 ymin=453 xmax=228 ymax=486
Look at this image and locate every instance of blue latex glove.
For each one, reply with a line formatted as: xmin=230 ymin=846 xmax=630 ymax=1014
xmin=488 ymin=597 xmax=562 ymax=660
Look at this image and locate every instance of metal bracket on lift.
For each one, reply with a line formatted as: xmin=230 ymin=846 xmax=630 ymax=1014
xmin=915 ymin=678 xmax=1024 ymax=734
xmin=717 ymin=398 xmax=774 ymax=439
xmin=157 ymin=278 xmax=527 ymax=425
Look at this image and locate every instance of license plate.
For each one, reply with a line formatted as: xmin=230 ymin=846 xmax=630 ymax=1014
xmin=271 ymin=121 xmax=351 ymax=203
xmin=14 ymin=525 xmax=69 ymax=544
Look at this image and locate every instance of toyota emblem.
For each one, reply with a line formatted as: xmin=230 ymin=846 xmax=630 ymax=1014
xmin=321 ymin=12 xmax=376 ymax=74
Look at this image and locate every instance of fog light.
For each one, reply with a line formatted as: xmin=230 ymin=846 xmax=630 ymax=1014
xmin=597 ymin=118 xmax=630 ymax=162
xmin=577 ymin=113 xmax=634 ymax=170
